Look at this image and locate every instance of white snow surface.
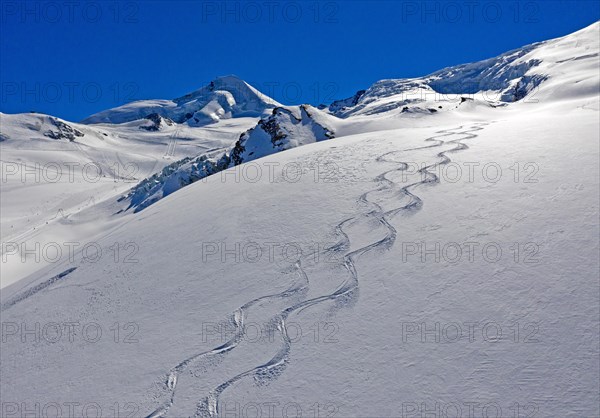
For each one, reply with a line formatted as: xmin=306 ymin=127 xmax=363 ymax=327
xmin=82 ymin=75 xmax=281 ymax=125
xmin=0 ymin=112 xmax=260 ymax=285
xmin=0 ymin=22 xmax=599 ymax=418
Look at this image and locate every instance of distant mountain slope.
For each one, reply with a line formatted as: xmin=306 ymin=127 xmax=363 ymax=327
xmin=82 ymin=75 xmax=281 ymax=125
xmin=116 ymin=21 xmax=600 ymax=212
xmin=122 ymin=104 xmax=337 ymax=211
xmin=328 ymin=21 xmax=599 ymax=117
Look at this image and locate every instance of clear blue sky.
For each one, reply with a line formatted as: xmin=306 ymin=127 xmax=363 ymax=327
xmin=1 ymin=1 xmax=598 ymax=122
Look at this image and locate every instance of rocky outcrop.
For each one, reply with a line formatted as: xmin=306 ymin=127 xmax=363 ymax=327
xmin=43 ymin=117 xmax=84 ymax=141
xmin=229 ymin=105 xmax=334 ymax=165
xmin=139 ymin=113 xmax=175 ymax=131
xmin=122 ymin=105 xmax=336 ymax=212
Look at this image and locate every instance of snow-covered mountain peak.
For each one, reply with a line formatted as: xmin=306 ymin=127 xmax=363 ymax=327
xmin=82 ymin=75 xmax=281 ymax=126
xmin=174 ymin=75 xmax=280 ymax=107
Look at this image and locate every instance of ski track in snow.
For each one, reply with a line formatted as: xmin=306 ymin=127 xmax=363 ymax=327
xmin=147 ymin=122 xmax=491 ymax=417
xmin=0 ymin=267 xmax=78 ymax=312
xmin=147 ymin=262 xmax=309 ymax=418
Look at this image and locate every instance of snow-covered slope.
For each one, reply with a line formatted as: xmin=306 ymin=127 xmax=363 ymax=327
xmin=83 ymin=75 xmax=281 ymax=126
xmin=1 ymin=76 xmax=289 ymax=285
xmin=3 ymin=99 xmax=598 ymax=416
xmin=328 ymin=22 xmax=599 ymax=118
xmin=114 ymin=22 xmax=600 ymax=215
xmin=1 ymin=22 xmax=599 ymax=418
xmin=0 ymin=111 xmax=261 ymax=286
xmin=121 ymin=104 xmax=337 ymax=212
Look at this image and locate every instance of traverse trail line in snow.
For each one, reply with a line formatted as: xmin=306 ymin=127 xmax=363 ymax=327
xmin=146 ymin=261 xmax=309 ymax=418
xmin=182 ymin=122 xmax=492 ymax=417
xmin=148 ymin=122 xmax=488 ymax=418
xmin=0 ymin=267 xmax=78 ymax=312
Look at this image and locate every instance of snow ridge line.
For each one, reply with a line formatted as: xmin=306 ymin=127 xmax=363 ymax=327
xmin=191 ymin=122 xmax=490 ymax=417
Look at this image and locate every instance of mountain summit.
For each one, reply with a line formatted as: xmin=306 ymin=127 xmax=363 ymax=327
xmin=82 ymin=75 xmax=281 ymax=126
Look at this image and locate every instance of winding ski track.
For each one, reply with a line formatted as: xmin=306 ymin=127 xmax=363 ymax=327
xmin=146 ymin=261 xmax=309 ymax=418
xmin=147 ymin=122 xmax=490 ymax=417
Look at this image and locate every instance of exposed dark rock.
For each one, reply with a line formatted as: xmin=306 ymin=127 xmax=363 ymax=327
xmin=43 ymin=117 xmax=84 ymax=141
xmin=257 ymin=107 xmax=298 ymax=148
xmin=124 ymin=105 xmax=335 ymax=212
xmin=510 ymin=74 xmax=548 ymax=101
xmin=139 ymin=113 xmax=174 ymax=131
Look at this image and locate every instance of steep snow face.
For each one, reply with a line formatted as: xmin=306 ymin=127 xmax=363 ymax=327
xmin=82 ymin=75 xmax=281 ymax=125
xmin=121 ymin=105 xmax=336 ymax=212
xmin=326 ymin=89 xmax=366 ymax=114
xmin=518 ymin=21 xmax=600 ymax=103
xmin=328 ymin=80 xmax=443 ymax=118
xmin=329 ymin=21 xmax=600 ymax=117
xmin=426 ymin=44 xmax=544 ymax=99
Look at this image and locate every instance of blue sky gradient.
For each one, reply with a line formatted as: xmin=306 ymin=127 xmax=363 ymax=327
xmin=1 ymin=0 xmax=599 ymax=121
